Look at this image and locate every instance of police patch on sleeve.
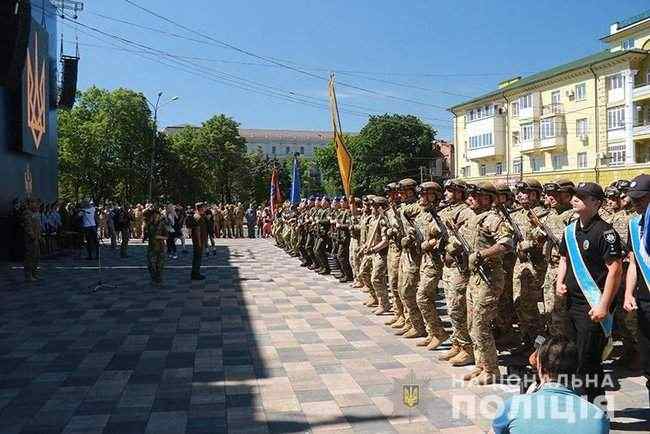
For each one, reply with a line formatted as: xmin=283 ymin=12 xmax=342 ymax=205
xmin=603 ymin=229 xmax=622 ymax=256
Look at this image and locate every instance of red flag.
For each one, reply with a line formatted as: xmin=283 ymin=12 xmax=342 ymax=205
xmin=270 ymin=167 xmax=283 ymax=216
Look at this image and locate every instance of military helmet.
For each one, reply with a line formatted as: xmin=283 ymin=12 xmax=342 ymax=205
xmin=417 ymin=181 xmax=442 ymax=197
xmin=372 ymin=196 xmax=388 ymax=206
xmin=443 ymin=179 xmax=467 ymax=192
xmin=543 ymin=178 xmax=575 ymax=194
xmin=467 ymin=181 xmax=497 ymax=196
xmin=383 ymin=182 xmax=399 ymax=193
xmin=515 ymin=179 xmax=542 ymax=192
xmin=604 ymin=186 xmax=620 ymax=199
xmin=612 ymin=179 xmax=630 ymax=192
xmin=494 ymin=180 xmax=513 ymax=195
xmin=398 ymin=178 xmax=418 ymax=190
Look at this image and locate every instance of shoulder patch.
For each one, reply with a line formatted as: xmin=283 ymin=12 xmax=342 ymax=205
xmin=603 ymin=230 xmax=616 ymax=244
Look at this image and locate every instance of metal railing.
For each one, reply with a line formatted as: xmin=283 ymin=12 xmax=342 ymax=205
xmin=542 ymin=103 xmax=563 ymax=116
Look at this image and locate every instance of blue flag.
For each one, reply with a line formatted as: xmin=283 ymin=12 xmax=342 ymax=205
xmin=644 ymin=202 xmax=650 ymax=254
xmin=290 ymin=155 xmax=301 ymax=204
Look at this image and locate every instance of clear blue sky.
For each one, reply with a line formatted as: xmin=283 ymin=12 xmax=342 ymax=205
xmin=62 ymin=0 xmax=648 ymax=140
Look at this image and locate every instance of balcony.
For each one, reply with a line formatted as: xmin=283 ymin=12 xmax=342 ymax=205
xmin=520 ymin=139 xmax=538 ymax=153
xmin=634 ymin=120 xmax=650 ymax=138
xmin=539 ymin=134 xmax=566 ymax=150
xmin=633 ymin=82 xmax=650 ymax=101
xmin=541 ymin=103 xmax=564 ymax=118
xmin=464 ymin=113 xmax=506 ymax=160
xmin=467 ymin=145 xmax=500 ymax=160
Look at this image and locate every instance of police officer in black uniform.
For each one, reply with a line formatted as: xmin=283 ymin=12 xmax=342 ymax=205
xmin=556 ymin=182 xmax=624 ymax=405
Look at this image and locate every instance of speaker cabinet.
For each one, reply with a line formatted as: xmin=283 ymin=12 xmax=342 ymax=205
xmin=59 ymin=55 xmax=79 ymax=108
xmin=0 ymin=0 xmax=31 ymax=88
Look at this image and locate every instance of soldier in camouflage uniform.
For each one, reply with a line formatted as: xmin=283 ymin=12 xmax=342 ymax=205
xmin=335 ymin=197 xmax=354 ymax=283
xmin=235 ymin=203 xmax=245 ymax=238
xmin=313 ymin=197 xmax=332 ymax=275
xmin=414 ymin=182 xmax=451 ymax=350
xmin=364 ymin=196 xmax=391 ymax=313
xmin=439 ymin=180 xmax=475 ymax=365
xmin=532 ymin=179 xmax=575 ymax=337
xmin=493 ymin=181 xmax=517 ymax=346
xmin=348 ymin=198 xmax=363 ymax=285
xmin=384 ymin=183 xmax=406 ymax=328
xmin=510 ymin=179 xmax=547 ymax=353
xmin=461 ymin=182 xmax=513 ymax=385
xmin=145 ymin=207 xmax=168 ymax=286
xmin=395 ymin=179 xmax=427 ymax=339
xmin=23 ymin=198 xmax=41 ymax=282
xmin=358 ymin=196 xmax=376 ymax=302
xmin=223 ymin=205 xmax=233 ymax=238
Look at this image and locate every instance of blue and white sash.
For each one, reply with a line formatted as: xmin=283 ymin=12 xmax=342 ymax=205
xmin=564 ymin=222 xmax=613 ymax=338
xmin=629 ymin=215 xmax=650 ymax=292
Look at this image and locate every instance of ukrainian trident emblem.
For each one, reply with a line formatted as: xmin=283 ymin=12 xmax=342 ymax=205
xmin=24 ymin=164 xmax=33 ymax=195
xmin=26 ymin=33 xmax=46 ymax=149
xmin=402 ymin=371 xmax=420 ymax=408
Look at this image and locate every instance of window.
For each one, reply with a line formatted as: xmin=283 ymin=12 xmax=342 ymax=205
xmin=608 ymin=143 xmax=626 ymax=166
xmin=519 ymin=94 xmax=533 ymax=109
xmin=300 ymin=146 xmax=305 ymax=154
xmin=576 ymin=118 xmax=589 ymax=137
xmin=607 ymin=74 xmax=624 ymax=90
xmin=575 ymin=83 xmax=587 ymax=101
xmin=495 ymin=162 xmax=503 ymax=175
xmin=551 ymin=90 xmax=561 ymax=104
xmin=513 ymin=159 xmax=522 ymax=174
xmin=461 ymin=166 xmax=471 ymax=177
xmin=551 ymin=154 xmax=566 ymax=170
xmin=271 ymin=146 xmax=276 ymax=154
xmin=479 ymin=164 xmax=486 ymax=176
xmin=522 ymin=123 xmax=534 ymax=141
xmin=467 ymin=104 xmax=496 ymax=122
xmin=540 ymin=118 xmax=556 ymax=139
xmin=577 ymin=152 xmax=588 ymax=168
xmin=622 ymin=38 xmax=635 ymax=50
xmin=511 ymin=101 xmax=519 ymax=117
xmin=530 ymin=156 xmax=544 ymax=172
xmin=468 ymin=132 xmax=493 ymax=150
xmin=285 ymin=146 xmax=290 ymax=155
xmin=607 ymin=106 xmax=625 ymax=130
xmin=512 ymin=131 xmax=520 ymax=146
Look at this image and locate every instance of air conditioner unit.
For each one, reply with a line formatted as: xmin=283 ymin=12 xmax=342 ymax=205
xmin=565 ymin=90 xmax=575 ymax=99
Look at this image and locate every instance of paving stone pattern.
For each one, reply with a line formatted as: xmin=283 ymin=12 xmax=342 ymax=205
xmin=0 ymin=239 xmax=648 ymax=433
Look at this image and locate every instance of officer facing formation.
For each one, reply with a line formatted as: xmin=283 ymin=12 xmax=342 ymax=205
xmin=272 ymin=174 xmax=646 ymax=391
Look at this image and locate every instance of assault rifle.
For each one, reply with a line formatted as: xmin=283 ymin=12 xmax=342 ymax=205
xmin=444 ymin=220 xmax=492 ymax=286
xmin=527 ymin=209 xmax=560 ymax=248
xmin=497 ymin=204 xmax=530 ymax=262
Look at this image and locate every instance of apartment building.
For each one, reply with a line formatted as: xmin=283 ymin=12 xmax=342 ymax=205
xmin=450 ymin=10 xmax=650 ymax=186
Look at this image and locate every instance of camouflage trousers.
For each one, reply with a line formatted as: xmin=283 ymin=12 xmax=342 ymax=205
xmin=513 ymin=259 xmax=545 ymax=342
xmin=388 ymin=244 xmax=404 ymax=318
xmin=543 ymin=264 xmax=570 ymax=337
xmin=467 ymin=269 xmax=503 ymax=372
xmin=349 ymin=238 xmax=360 ymax=278
xmin=443 ymin=266 xmax=471 ymax=349
xmin=24 ymin=241 xmax=40 ymax=279
xmin=147 ymin=249 xmax=165 ymax=283
xmin=614 ymin=272 xmax=639 ymax=348
xmin=417 ymin=258 xmax=446 ymax=338
xmin=399 ymin=252 xmax=424 ymax=333
xmin=495 ymin=253 xmax=515 ymax=334
xmin=371 ymin=252 xmax=390 ymax=308
xmin=359 ymin=254 xmax=374 ymax=297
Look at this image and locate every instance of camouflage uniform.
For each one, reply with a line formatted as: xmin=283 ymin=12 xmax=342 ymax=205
xmin=358 ymin=209 xmax=375 ymax=299
xmin=415 ymin=206 xmax=447 ymax=342
xmin=398 ymin=200 xmax=425 ymax=336
xmin=348 ymin=210 xmax=361 ymax=279
xmin=511 ymin=204 xmax=547 ymax=344
xmin=385 ymin=204 xmax=405 ymax=324
xmin=365 ymin=208 xmax=390 ymax=309
xmin=463 ymin=205 xmax=513 ymax=376
xmin=235 ymin=205 xmax=245 ymax=238
xmin=23 ymin=204 xmax=41 ymax=281
xmin=146 ymin=217 xmax=168 ymax=284
xmin=440 ymin=201 xmax=474 ymax=354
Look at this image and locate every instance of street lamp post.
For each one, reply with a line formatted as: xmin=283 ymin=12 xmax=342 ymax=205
xmin=145 ymin=92 xmax=179 ymax=202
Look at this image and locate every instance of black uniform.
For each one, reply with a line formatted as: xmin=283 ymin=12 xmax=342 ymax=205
xmin=559 ymin=214 xmax=624 ymax=402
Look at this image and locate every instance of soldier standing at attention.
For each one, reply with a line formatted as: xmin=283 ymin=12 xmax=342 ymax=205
xmin=510 ymin=179 xmax=547 ymax=354
xmin=623 ymin=174 xmax=650 ymax=404
xmin=358 ymin=196 xmax=376 ymax=302
xmin=335 ymin=197 xmax=354 ymax=283
xmin=347 ymin=198 xmax=362 ymax=285
xmin=384 ymin=183 xmax=406 ymax=328
xmin=223 ymin=205 xmax=233 ymax=238
xmin=314 ymin=197 xmax=332 ymax=275
xmin=556 ymin=182 xmax=624 ymax=404
xmin=23 ymin=198 xmax=41 ymax=282
xmin=462 ymin=182 xmax=513 ymax=385
xmin=235 ymin=202 xmax=245 ymax=238
xmin=187 ymin=202 xmax=208 ymax=280
xmin=440 ymin=180 xmax=475 ymax=366
xmin=533 ymin=179 xmax=575 ymax=338
xmin=396 ymin=178 xmax=427 ymax=339
xmin=414 ymin=182 xmax=451 ymax=350
xmin=365 ymin=196 xmax=391 ymax=314
xmin=145 ymin=207 xmax=168 ymax=286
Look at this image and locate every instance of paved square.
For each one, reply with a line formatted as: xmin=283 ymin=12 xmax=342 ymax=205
xmin=1 ymin=239 xmax=648 ymax=433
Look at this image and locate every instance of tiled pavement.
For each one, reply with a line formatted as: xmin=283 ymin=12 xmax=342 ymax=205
xmin=0 ymin=238 xmax=648 ymax=434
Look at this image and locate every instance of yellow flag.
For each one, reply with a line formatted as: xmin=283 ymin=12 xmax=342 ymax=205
xmin=327 ymin=74 xmax=353 ymax=198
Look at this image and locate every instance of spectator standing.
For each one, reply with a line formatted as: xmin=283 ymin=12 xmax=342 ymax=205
xmin=107 ymin=204 xmax=117 ymax=248
xmin=23 ymin=198 xmax=41 ymax=282
xmin=165 ymin=204 xmax=178 ymax=259
xmin=246 ymin=205 xmax=257 ymax=238
xmin=205 ymin=208 xmax=216 ymax=256
xmin=78 ymin=200 xmax=99 ymax=260
xmin=187 ymin=202 xmax=207 ymax=280
xmin=115 ymin=205 xmax=133 ymax=258
xmin=144 ymin=207 xmax=168 ymax=286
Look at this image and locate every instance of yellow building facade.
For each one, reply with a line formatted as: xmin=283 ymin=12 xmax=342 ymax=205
xmin=450 ymin=11 xmax=650 ymax=185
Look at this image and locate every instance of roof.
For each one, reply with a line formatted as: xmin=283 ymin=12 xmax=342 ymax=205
xmin=163 ymin=125 xmax=333 ymax=142
xmin=618 ymin=9 xmax=650 ymax=30
xmin=449 ymin=49 xmax=647 ymax=110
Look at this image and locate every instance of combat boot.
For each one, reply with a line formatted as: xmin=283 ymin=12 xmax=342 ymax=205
xmin=450 ymin=349 xmax=475 ymax=367
xmin=391 ymin=317 xmax=406 ymax=329
xmin=403 ymin=328 xmax=426 ymax=339
xmin=471 ymin=369 xmax=499 ymax=386
xmin=367 ymin=299 xmax=379 ymax=308
xmin=439 ymin=344 xmax=461 ymax=361
xmin=384 ymin=316 xmax=400 ymax=326
xmin=363 ymin=296 xmax=376 ymax=306
xmin=416 ymin=336 xmax=433 ymax=347
xmin=395 ymin=325 xmax=412 ymax=336
xmin=426 ymin=332 xmax=450 ymax=351
xmin=462 ymin=367 xmax=483 ymax=381
xmin=373 ymin=306 xmax=388 ymax=315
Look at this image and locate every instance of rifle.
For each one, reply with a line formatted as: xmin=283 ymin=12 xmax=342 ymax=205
xmin=497 ymin=204 xmax=530 ymax=262
xmin=528 ymin=209 xmax=560 ymax=248
xmin=444 ymin=220 xmax=492 ymax=286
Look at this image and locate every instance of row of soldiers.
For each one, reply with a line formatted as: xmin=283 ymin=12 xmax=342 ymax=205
xmin=272 ymin=176 xmax=641 ymax=387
